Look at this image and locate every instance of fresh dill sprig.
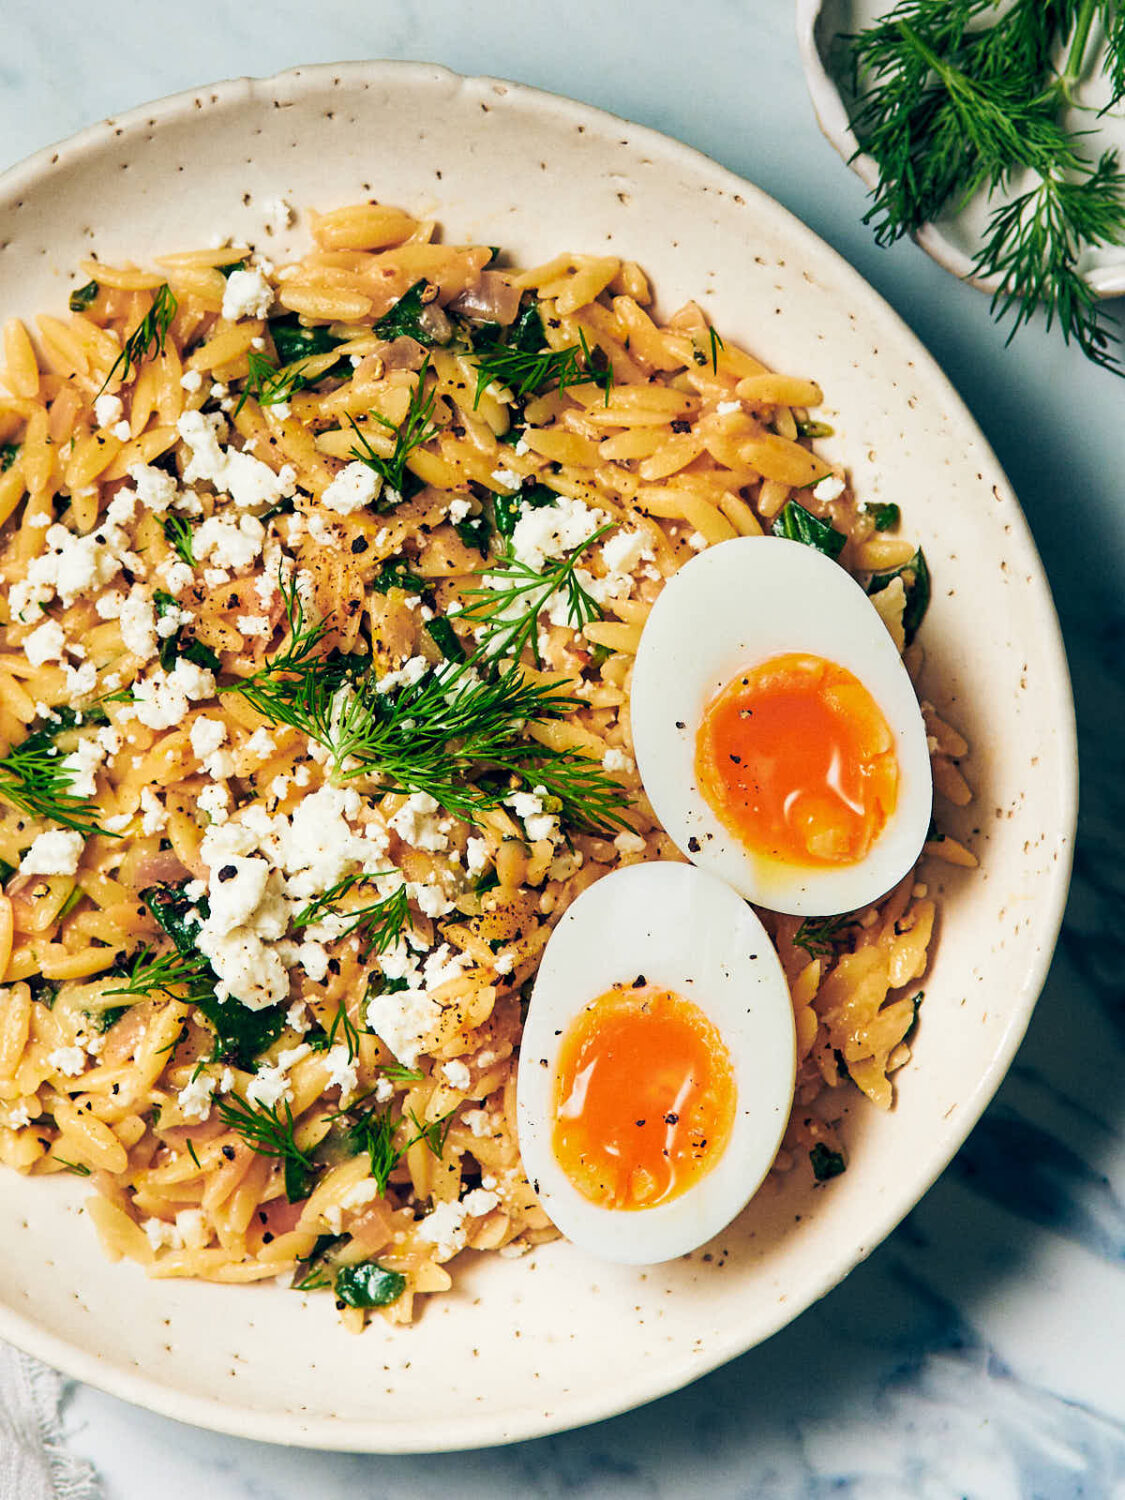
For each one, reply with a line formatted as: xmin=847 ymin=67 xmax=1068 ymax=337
xmin=105 ymin=943 xmax=214 ymax=1004
xmin=404 ymin=1106 xmax=456 ymax=1160
xmin=846 ymin=0 xmax=1125 ymax=368
xmin=216 ymin=1092 xmax=317 ymax=1202
xmin=382 ymin=1062 xmax=424 ymax=1083
xmin=235 ymin=349 xmax=328 ymax=416
xmin=793 ymin=914 xmax=854 ymax=959
xmin=98 ymin=284 xmax=178 ymax=395
xmin=348 ymin=1107 xmax=404 ymax=1194
xmin=293 ymin=876 xmax=411 ymax=959
xmin=162 ymin=514 xmax=196 ymax=568
xmin=472 ymin=328 xmax=613 ymax=408
xmin=346 ymin=356 xmax=440 ymax=498
xmin=0 ymin=721 xmax=107 ymax=836
xmin=224 ymin=578 xmax=630 ymax=832
xmin=453 ymin=524 xmax=612 ymax=665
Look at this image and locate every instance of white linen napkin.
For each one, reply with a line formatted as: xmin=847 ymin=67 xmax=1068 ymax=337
xmin=0 ymin=1342 xmax=102 ymax=1500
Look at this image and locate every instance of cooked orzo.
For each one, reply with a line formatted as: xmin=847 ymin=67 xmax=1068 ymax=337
xmin=0 ymin=199 xmax=974 ymax=1325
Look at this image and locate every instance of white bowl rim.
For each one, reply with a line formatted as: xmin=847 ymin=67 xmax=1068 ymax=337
xmin=0 ymin=57 xmax=1079 ymax=1451
xmin=794 ymin=0 xmax=1125 ymax=299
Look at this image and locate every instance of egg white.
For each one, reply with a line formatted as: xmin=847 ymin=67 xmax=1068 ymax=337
xmin=629 ymin=535 xmax=933 ymax=916
xmin=517 ymin=861 xmax=795 ymax=1265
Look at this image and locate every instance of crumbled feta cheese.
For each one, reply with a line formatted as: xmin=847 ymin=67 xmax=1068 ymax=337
xmin=10 ymin=518 xmax=140 ymax=621
xmin=491 ymin=466 xmax=522 ymax=491
xmin=177 ymin=1070 xmax=215 ymax=1121
xmin=246 ymin=1063 xmax=291 ymax=1109
xmin=389 ymin=792 xmax=449 ymax=852
xmin=375 ymin=654 xmax=429 ymax=696
xmin=157 ymin=559 xmax=195 ymax=596
xmin=139 ymin=787 xmax=168 ymax=835
xmin=603 ymin=746 xmax=635 ymax=775
xmin=61 ymin=736 xmax=107 ymax=798
xmin=194 ymin=513 xmax=267 ymax=572
xmin=465 ymin=837 xmax=491 ymax=877
xmin=447 ymin=497 xmax=472 ymax=524
xmin=21 ymin=830 xmax=84 ymax=877
xmin=509 ymin=495 xmax=608 ymax=574
xmin=416 ymin=1198 xmax=469 ymax=1258
xmin=180 ymin=369 xmax=203 ymax=393
xmin=189 ymin=716 xmax=227 ymax=762
xmin=142 ymin=1217 xmax=183 ymax=1252
xmin=205 ymin=855 xmax=270 ymax=936
xmin=813 ymin=472 xmax=846 ymax=503
xmin=366 ymin=985 xmax=441 ymax=1067
xmin=442 ymin=1059 xmax=471 ymax=1091
xmin=462 ymin=1108 xmax=493 ymax=1139
xmin=614 ymin=830 xmax=647 ymax=855
xmin=23 ymin=619 xmax=66 ymax=668
xmin=493 ymin=951 xmax=516 ymax=977
xmin=321 ymin=461 xmax=381 ymax=515
xmin=324 ymin=1045 xmax=359 ymax=1102
xmin=236 ymin=614 xmax=271 ymax=638
xmin=131 ymin=657 xmax=216 ymax=730
xmin=221 ymin=266 xmax=274 ymax=322
xmin=286 ymin=1000 xmax=310 ymax=1035
xmin=113 ymin=420 xmax=132 ymax=442
xmin=129 ymin=463 xmax=179 ymax=514
xmin=297 ymin=940 xmax=329 ymax=983
xmin=177 ymin=410 xmax=294 ymax=515
xmin=94 ymin=394 xmax=124 ymax=429
xmin=600 ymin=529 xmax=654 ymax=578
xmin=461 ymin=1187 xmax=499 ymax=1217
xmin=506 ymin=787 xmax=558 ymax=843
xmin=198 ymin=782 xmax=230 ymax=824
xmin=118 ymin=585 xmax=159 ymax=662
xmin=47 ymin=1046 xmax=86 ymax=1078
xmin=715 ymin=399 xmax=742 ymax=416
xmin=688 ymin=531 xmax=708 ymax=551
xmin=175 ymin=1209 xmax=209 ymax=1250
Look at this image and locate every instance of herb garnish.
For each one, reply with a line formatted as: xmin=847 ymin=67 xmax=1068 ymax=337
xmin=154 ymin=592 xmax=220 ymax=674
xmin=846 ymin=0 xmax=1125 ymax=368
xmin=0 ymin=444 xmax=18 ymax=472
xmin=793 ymin=914 xmax=854 ymax=959
xmin=98 ymin=284 xmax=178 ymax=395
xmin=292 ymin=877 xmax=411 ymax=959
xmin=269 ymin=315 xmax=345 ymax=366
xmin=492 ymin=481 xmax=556 ymax=541
xmin=162 ymin=514 xmax=196 ymax=568
xmin=0 ymin=717 xmax=108 ymax=836
xmin=225 ymin=578 xmax=630 ymax=832
xmin=68 ymin=281 xmax=99 ymax=313
xmin=472 ymin=327 xmax=612 ymax=409
xmin=217 ymin=1092 xmax=318 ymax=1203
xmin=864 ymin=502 xmax=901 ymax=532
xmin=454 ymin=525 xmax=611 ymax=665
xmin=425 ymin=615 xmax=466 ymax=663
xmin=346 ymin=356 xmax=440 ymax=500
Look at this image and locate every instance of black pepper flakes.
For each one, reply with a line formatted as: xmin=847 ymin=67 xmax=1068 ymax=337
xmin=217 ymin=865 xmax=237 ymax=882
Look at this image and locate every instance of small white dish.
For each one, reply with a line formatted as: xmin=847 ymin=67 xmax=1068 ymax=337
xmin=797 ymin=0 xmax=1125 ymax=298
xmin=0 ymin=60 xmax=1077 ymax=1451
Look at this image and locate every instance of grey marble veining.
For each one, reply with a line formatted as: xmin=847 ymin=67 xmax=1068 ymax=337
xmin=2 ymin=2 xmax=1123 ymax=1495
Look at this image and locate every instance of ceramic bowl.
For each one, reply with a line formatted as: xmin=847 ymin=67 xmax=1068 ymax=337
xmin=0 ymin=61 xmax=1077 ymax=1451
xmin=797 ymin=0 xmax=1125 ymax=298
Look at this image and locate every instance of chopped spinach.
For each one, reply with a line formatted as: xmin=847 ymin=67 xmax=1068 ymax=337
xmin=292 ymin=1232 xmax=347 ymax=1291
xmin=864 ymin=502 xmax=901 ymax=532
xmin=269 ymin=314 xmax=345 ymax=365
xmin=809 ymin=1144 xmax=847 ymax=1182
xmin=217 ymin=260 xmax=247 ymax=277
xmin=68 ymin=280 xmax=100 ymax=313
xmin=142 ymin=884 xmax=285 ymax=1067
xmin=88 ymin=1003 xmax=130 ymax=1034
xmin=795 ymin=417 xmax=835 ymax=440
xmin=0 ymin=858 xmax=15 ymax=884
xmin=453 ymin=510 xmax=491 ymax=555
xmin=0 ymin=444 xmax=18 ymax=473
xmin=425 ymin=616 xmax=465 ymax=663
xmin=154 ymin=592 xmax=220 ymax=674
xmin=370 ymin=559 xmax=424 ymax=595
xmin=771 ymin=500 xmax=846 ymax=561
xmin=374 ymin=279 xmax=450 ymax=347
xmin=865 ymin=547 xmax=931 ymax=645
xmin=333 ymin=1260 xmax=407 ymax=1310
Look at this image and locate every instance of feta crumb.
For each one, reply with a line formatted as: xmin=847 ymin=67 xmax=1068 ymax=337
xmin=47 ymin=1045 xmax=86 ymax=1078
xmin=130 ymin=463 xmax=178 ymax=514
xmin=603 ymin=746 xmax=635 ymax=775
xmin=813 ymin=472 xmax=846 ymax=503
xmin=442 ymin=1059 xmax=472 ymax=1091
xmin=324 ymin=1045 xmax=359 ymax=1103
xmin=198 ymin=783 xmax=230 ymax=824
xmin=180 ymin=369 xmax=203 ymax=393
xmin=715 ymin=399 xmax=742 ymax=416
xmin=614 ymin=830 xmax=647 ymax=855
xmin=177 ymin=1071 xmax=215 ymax=1121
xmin=447 ymin=497 xmax=472 ymax=524
xmin=221 ymin=267 xmax=273 ymax=322
xmin=94 ymin=394 xmax=124 ymax=429
xmin=23 ymin=619 xmax=66 ymax=667
xmin=119 ymin=585 xmax=159 ymax=662
xmin=321 ymin=461 xmax=381 ymax=515
xmin=21 ymin=830 xmax=84 ymax=877
xmin=461 ymin=1187 xmax=499 ymax=1217
xmin=416 ymin=1199 xmax=468 ymax=1259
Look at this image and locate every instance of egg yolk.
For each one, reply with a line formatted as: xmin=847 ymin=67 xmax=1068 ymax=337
xmin=695 ymin=652 xmax=898 ymax=867
xmin=551 ymin=984 xmax=736 ymax=1211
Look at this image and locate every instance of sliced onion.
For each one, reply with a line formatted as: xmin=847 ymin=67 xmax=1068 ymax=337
xmin=448 ymin=272 xmax=522 ymax=326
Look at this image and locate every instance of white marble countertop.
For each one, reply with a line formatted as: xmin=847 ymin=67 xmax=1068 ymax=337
xmin=2 ymin=2 xmax=1122 ymax=1495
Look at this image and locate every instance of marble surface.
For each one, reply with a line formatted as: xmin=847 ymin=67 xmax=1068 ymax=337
xmin=1 ymin=1 xmax=1122 ymax=1494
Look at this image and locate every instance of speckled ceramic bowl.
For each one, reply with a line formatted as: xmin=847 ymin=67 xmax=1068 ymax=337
xmin=0 ymin=61 xmax=1077 ymax=1452
xmin=797 ymin=0 xmax=1125 ymax=297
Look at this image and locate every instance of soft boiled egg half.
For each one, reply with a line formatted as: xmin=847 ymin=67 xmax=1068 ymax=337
xmin=517 ymin=861 xmax=795 ymax=1264
xmin=630 ymin=535 xmax=932 ymax=917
